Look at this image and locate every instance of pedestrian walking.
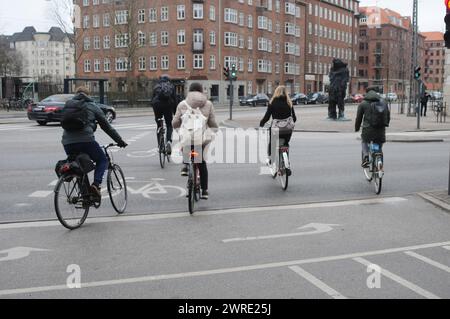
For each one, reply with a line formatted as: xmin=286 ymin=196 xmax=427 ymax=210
xmin=420 ymin=92 xmax=430 ymax=117
xmin=328 ymin=58 xmax=350 ymax=120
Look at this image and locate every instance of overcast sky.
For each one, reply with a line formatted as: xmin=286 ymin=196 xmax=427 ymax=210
xmin=0 ymin=0 xmax=445 ymax=35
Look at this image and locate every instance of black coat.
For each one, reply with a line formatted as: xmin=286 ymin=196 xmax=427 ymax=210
xmin=355 ymin=91 xmax=390 ymax=144
xmin=260 ymin=97 xmax=297 ymax=127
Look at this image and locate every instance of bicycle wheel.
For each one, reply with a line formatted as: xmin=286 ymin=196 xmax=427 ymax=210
xmin=187 ymin=164 xmax=195 ymax=215
xmin=278 ymin=152 xmax=288 ymax=191
xmin=159 ymin=132 xmax=166 ymax=169
xmin=373 ymin=156 xmax=383 ymax=195
xmin=107 ymin=164 xmax=128 ymax=214
xmin=54 ymin=175 xmax=89 ymax=230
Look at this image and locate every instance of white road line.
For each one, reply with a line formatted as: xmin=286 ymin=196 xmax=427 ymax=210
xmin=0 ymin=197 xmax=407 ymax=229
xmin=28 ymin=191 xmax=53 ymax=198
xmin=353 ymin=257 xmax=441 ymax=299
xmin=48 ymin=180 xmax=58 ymax=187
xmin=289 ymin=266 xmax=347 ymax=299
xmin=443 ymin=246 xmax=450 ymax=251
xmin=0 ymin=241 xmax=449 ymax=297
xmin=404 ymin=251 xmax=450 ymax=273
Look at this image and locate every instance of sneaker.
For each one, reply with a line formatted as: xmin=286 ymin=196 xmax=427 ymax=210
xmin=166 ymin=141 xmax=172 ymax=155
xmin=90 ymin=184 xmax=101 ymax=200
xmin=181 ymin=165 xmax=188 ymax=176
xmin=201 ymin=190 xmax=209 ymax=200
xmin=361 ymin=157 xmax=370 ymax=168
xmin=286 ymin=168 xmax=292 ymax=176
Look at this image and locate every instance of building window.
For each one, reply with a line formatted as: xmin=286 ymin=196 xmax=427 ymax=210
xmin=138 ymin=57 xmax=146 ymax=71
xmin=138 ymin=31 xmax=146 ymax=47
xmin=138 ymin=9 xmax=145 ymax=23
xmin=193 ymin=54 xmax=204 ymax=69
xmin=177 ymin=30 xmax=185 ymax=44
xmin=210 ymin=55 xmax=216 ymax=70
xmin=210 ymin=6 xmax=216 ymax=21
xmin=150 ymin=56 xmax=157 ymax=70
xmin=161 ymin=7 xmax=169 ymax=21
xmin=177 ymin=5 xmax=185 ymax=20
xmin=210 ymin=31 xmax=216 ymax=45
xmin=83 ymin=37 xmax=90 ymax=50
xmin=177 ymin=55 xmax=185 ymax=69
xmin=103 ymin=35 xmax=110 ymax=49
xmin=84 ymin=60 xmax=91 ymax=72
xmin=115 ymin=10 xmax=128 ymax=25
xmin=193 ymin=3 xmax=203 ymax=19
xmin=104 ymin=58 xmax=110 ymax=72
xmin=224 ymin=8 xmax=238 ymax=24
xmin=93 ymin=36 xmax=100 ymax=49
xmin=150 ymin=32 xmax=157 ymax=46
xmin=161 ymin=31 xmax=169 ymax=46
xmin=94 ymin=59 xmax=100 ymax=72
xmin=161 ymin=56 xmax=169 ymax=70
xmin=115 ymin=57 xmax=129 ymax=71
xmin=103 ymin=13 xmax=110 ymax=27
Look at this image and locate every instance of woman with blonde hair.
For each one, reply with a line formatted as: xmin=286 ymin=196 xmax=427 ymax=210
xmin=259 ymin=86 xmax=297 ymax=173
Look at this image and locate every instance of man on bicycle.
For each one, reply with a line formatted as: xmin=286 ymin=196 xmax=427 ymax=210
xmin=151 ymin=75 xmax=177 ymax=155
xmin=355 ymin=86 xmax=390 ymax=168
xmin=61 ymin=86 xmax=128 ymax=200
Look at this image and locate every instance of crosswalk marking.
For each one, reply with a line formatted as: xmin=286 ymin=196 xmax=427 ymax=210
xmin=0 ymin=123 xmax=157 ymax=132
xmin=289 ymin=266 xmax=347 ymax=299
xmin=353 ymin=257 xmax=441 ymax=299
xmin=404 ymin=251 xmax=450 ymax=273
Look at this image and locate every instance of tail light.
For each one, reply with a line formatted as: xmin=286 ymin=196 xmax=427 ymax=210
xmin=61 ymin=163 xmax=71 ymax=173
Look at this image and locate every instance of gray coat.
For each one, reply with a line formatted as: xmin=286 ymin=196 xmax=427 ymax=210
xmin=62 ymin=93 xmax=123 ymax=146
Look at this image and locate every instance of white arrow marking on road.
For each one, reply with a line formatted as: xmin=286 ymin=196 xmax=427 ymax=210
xmin=0 ymin=247 xmax=50 ymax=262
xmin=222 ymin=223 xmax=341 ymax=243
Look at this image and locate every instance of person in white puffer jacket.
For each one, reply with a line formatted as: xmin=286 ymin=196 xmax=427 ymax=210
xmin=172 ymin=82 xmax=218 ymax=199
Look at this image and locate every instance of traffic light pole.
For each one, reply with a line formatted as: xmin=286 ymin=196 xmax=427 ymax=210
xmin=229 ymin=79 xmax=233 ymax=120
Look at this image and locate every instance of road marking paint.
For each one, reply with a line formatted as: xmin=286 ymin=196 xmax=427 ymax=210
xmin=353 ymin=257 xmax=440 ymax=299
xmin=223 ymin=223 xmax=340 ymax=243
xmin=0 ymin=241 xmax=449 ymax=296
xmin=404 ymin=251 xmax=450 ymax=273
xmin=0 ymin=197 xmax=407 ymax=229
xmin=28 ymin=191 xmax=53 ymax=198
xmin=48 ymin=180 xmax=58 ymax=186
xmin=289 ymin=265 xmax=347 ymax=299
xmin=443 ymin=246 xmax=450 ymax=251
xmin=14 ymin=203 xmax=31 ymax=207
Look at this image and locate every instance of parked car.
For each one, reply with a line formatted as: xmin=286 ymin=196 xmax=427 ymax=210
xmin=244 ymin=93 xmax=270 ymax=107
xmin=27 ymin=94 xmax=116 ymax=126
xmin=429 ymin=91 xmax=443 ymax=101
xmin=306 ymin=92 xmax=328 ymax=105
xmin=239 ymin=95 xmax=255 ymax=106
xmin=345 ymin=93 xmax=364 ymax=104
xmin=385 ymin=93 xmax=398 ymax=102
xmin=291 ymin=93 xmax=308 ymax=105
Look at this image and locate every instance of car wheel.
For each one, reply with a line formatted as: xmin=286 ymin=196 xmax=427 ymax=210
xmin=105 ymin=111 xmax=114 ymax=123
xmin=37 ymin=120 xmax=47 ymax=126
xmin=253 ymin=102 xmax=256 ymax=107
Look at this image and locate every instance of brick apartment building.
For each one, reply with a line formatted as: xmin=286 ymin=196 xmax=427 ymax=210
xmin=423 ymin=32 xmax=445 ymax=92
xmin=357 ymin=6 xmax=425 ymax=97
xmin=304 ymin=0 xmax=360 ymax=94
xmin=74 ymin=0 xmax=360 ymax=103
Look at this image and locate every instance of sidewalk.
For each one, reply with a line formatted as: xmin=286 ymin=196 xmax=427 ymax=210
xmin=419 ymin=190 xmax=450 ymax=213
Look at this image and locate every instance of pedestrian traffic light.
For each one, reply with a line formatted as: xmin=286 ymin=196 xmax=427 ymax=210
xmin=230 ymin=64 xmax=237 ymax=81
xmin=414 ymin=66 xmax=421 ymax=80
xmin=445 ymin=0 xmax=450 ymax=48
xmin=223 ymin=66 xmax=230 ymax=80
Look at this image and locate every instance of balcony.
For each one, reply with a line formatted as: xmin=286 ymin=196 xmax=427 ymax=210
xmin=192 ymin=41 xmax=204 ymax=53
xmin=373 ymin=49 xmax=384 ymax=55
xmin=372 ymin=63 xmax=384 ymax=69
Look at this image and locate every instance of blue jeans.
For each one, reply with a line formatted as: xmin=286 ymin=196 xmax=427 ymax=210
xmin=64 ymin=141 xmax=107 ymax=186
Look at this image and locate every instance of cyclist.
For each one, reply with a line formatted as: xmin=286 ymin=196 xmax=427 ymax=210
xmin=259 ymin=86 xmax=297 ymax=176
xmin=355 ymin=86 xmax=390 ymax=168
xmin=61 ymin=86 xmax=128 ymax=200
xmin=172 ymin=82 xmax=218 ymax=200
xmin=151 ymin=75 xmax=177 ymax=155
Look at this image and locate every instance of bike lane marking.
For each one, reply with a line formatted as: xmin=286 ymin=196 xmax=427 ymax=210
xmin=289 ymin=265 xmax=347 ymax=299
xmin=353 ymin=257 xmax=441 ymax=299
xmin=0 ymin=197 xmax=407 ymax=229
xmin=0 ymin=240 xmax=449 ymax=297
xmin=404 ymin=251 xmax=450 ymax=273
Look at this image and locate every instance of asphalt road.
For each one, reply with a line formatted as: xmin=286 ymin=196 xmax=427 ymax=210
xmin=0 ymin=114 xmax=448 ymax=222
xmin=0 ymin=113 xmax=449 ymax=299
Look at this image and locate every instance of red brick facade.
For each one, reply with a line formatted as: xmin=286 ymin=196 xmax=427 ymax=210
xmin=423 ymin=32 xmax=445 ymax=92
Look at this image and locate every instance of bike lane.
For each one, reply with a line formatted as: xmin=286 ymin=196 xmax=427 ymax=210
xmin=0 ymin=195 xmax=449 ymax=299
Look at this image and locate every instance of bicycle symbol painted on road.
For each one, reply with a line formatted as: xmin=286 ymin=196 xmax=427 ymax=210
xmin=126 ymin=177 xmax=186 ymax=200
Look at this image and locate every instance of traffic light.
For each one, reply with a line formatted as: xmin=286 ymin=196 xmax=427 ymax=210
xmin=230 ymin=64 xmax=237 ymax=80
xmin=223 ymin=66 xmax=230 ymax=80
xmin=414 ymin=66 xmax=421 ymax=80
xmin=445 ymin=0 xmax=450 ymax=48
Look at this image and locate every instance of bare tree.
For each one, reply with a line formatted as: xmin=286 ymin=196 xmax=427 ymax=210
xmin=0 ymin=37 xmax=23 ymax=77
xmin=48 ymin=0 xmax=84 ymax=65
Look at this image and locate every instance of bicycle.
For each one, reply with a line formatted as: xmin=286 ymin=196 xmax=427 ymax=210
xmin=186 ymin=146 xmax=202 ymax=215
xmin=54 ymin=143 xmax=128 ymax=230
xmin=362 ymin=142 xmax=384 ymax=195
xmin=156 ymin=117 xmax=171 ymax=168
xmin=263 ymin=126 xmax=291 ymax=191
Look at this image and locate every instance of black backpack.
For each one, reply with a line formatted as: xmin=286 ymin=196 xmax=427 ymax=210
xmin=61 ymin=99 xmax=89 ymax=131
xmin=369 ymin=101 xmax=389 ymax=129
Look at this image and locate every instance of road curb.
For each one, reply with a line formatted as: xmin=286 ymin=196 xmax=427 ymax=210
xmin=417 ymin=192 xmax=450 ymax=213
xmin=387 ymin=139 xmax=444 ymax=143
